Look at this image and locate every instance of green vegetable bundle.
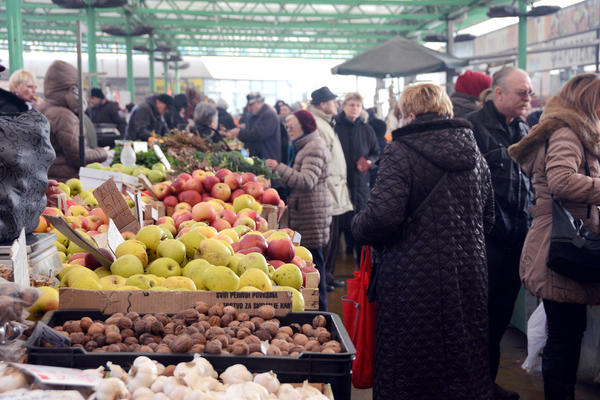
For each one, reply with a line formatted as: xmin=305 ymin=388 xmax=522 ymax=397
xmin=193 ymin=151 xmax=278 ymax=179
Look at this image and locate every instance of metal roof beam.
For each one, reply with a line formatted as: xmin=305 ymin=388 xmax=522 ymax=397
xmin=148 ymin=19 xmax=417 ymax=30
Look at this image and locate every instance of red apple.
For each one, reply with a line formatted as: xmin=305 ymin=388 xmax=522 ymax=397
xmin=152 ymin=183 xmax=172 ymax=200
xmin=68 ymin=253 xmax=86 ymax=263
xmin=223 ymin=173 xmax=242 ymax=190
xmin=122 ymin=231 xmax=136 ymax=240
xmin=238 ymin=209 xmax=258 ymax=222
xmin=231 ymin=242 xmax=241 ymax=252
xmin=217 ymin=209 xmax=237 ymax=226
xmin=176 ymin=227 xmax=191 ymax=238
xmin=300 ymin=264 xmax=320 ymax=287
xmin=291 ymin=256 xmax=307 ymax=269
xmin=172 ymin=209 xmax=191 ymax=219
xmin=174 ymin=212 xmax=194 ymax=229
xmin=202 ymin=193 xmax=213 ymax=202
xmin=163 ymin=195 xmax=179 ymax=208
xmin=202 ymin=175 xmax=220 ymax=192
xmin=183 ymin=177 xmax=204 ymax=193
xmin=192 ymin=202 xmax=216 ymax=223
xmin=243 ymin=182 xmax=264 ymax=200
xmin=178 ymin=173 xmax=192 ymax=181
xmin=215 ymin=168 xmax=232 ymax=181
xmin=89 ymin=208 xmax=109 ymax=225
xmin=237 ymin=246 xmax=264 ymax=255
xmin=43 ymin=207 xmax=64 ymax=217
xmin=211 ymin=183 xmax=231 ymax=202
xmin=157 ymin=216 xmax=175 ymax=226
xmin=211 ymin=218 xmax=231 ymax=232
xmin=266 ymin=238 xmax=295 ymax=263
xmin=269 ymin=260 xmax=285 ymax=269
xmin=262 ymin=188 xmax=280 ymax=205
xmin=82 ymin=215 xmax=103 ymax=231
xmin=241 ymin=172 xmax=257 ymax=185
xmin=192 ymin=170 xmax=206 ymax=180
xmin=231 ymin=188 xmax=246 ymax=202
xmin=239 ymin=233 xmax=268 ymax=253
xmin=84 ymin=248 xmax=114 ymax=270
xmin=178 ymin=190 xmax=202 ymax=206
xmin=175 ymin=202 xmax=192 ymax=211
xmin=170 ymin=179 xmax=186 ymax=195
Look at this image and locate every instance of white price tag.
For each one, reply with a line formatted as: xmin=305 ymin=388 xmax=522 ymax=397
xmin=11 ymin=229 xmax=29 ymax=288
xmin=153 ymin=144 xmax=172 ymax=171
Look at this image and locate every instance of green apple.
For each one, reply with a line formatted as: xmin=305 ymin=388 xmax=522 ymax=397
xmin=99 ymin=275 xmax=126 ymax=289
xmin=125 ymin=274 xmax=158 ymax=290
xmin=70 ymin=276 xmax=103 ymax=290
xmin=86 ymin=162 xmax=103 ymax=169
xmin=149 ymin=286 xmax=169 ymax=291
xmin=94 ymin=266 xmax=112 ymax=278
xmin=179 ymin=231 xmax=207 ymax=259
xmin=157 ymin=239 xmax=186 ymax=265
xmin=146 ymin=257 xmax=182 ymax=278
xmin=57 ymin=182 xmax=71 ymax=196
xmin=136 ymin=225 xmax=166 ymax=251
xmin=66 ymin=178 xmax=83 ymax=196
xmin=152 ymin=163 xmax=167 ymax=174
xmin=148 ymin=170 xmax=164 ymax=183
xmin=163 ymin=276 xmax=197 ymax=291
xmin=110 ymin=254 xmax=144 ymax=278
xmin=115 ymin=240 xmax=148 ymax=267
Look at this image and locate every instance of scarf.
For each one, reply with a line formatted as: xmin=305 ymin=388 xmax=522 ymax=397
xmin=287 ymin=134 xmax=307 ymax=167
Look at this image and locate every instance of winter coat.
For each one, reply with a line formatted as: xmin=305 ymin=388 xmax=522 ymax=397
xmin=334 ymin=111 xmax=380 ymax=212
xmin=308 ymin=104 xmax=353 ymax=216
xmin=450 ymin=92 xmax=481 ymax=119
xmin=275 ymin=132 xmax=332 ymax=248
xmin=87 ymin=100 xmax=126 ymax=136
xmin=467 ymin=100 xmax=533 ymax=245
xmin=0 ymin=89 xmax=56 ymax=242
xmin=352 ymin=115 xmax=494 ymax=400
xmin=239 ymin=104 xmax=281 ymax=161
xmin=217 ymin=107 xmax=236 ymax=130
xmin=38 ymin=60 xmax=107 ymax=182
xmin=127 ymin=96 xmax=168 ymax=141
xmin=508 ymin=99 xmax=600 ymax=305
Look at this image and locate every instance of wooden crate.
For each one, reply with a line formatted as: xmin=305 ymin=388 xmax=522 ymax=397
xmin=302 ymin=288 xmax=319 ymax=311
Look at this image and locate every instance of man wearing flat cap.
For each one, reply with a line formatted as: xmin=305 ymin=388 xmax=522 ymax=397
xmin=127 ymin=94 xmax=172 ymax=141
xmin=87 ymin=87 xmax=126 ymax=137
xmin=308 ymin=87 xmax=353 ymax=291
xmin=231 ymin=92 xmax=281 ymax=161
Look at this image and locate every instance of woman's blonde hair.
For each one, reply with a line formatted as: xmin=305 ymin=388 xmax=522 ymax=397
xmin=342 ymin=92 xmax=363 ymax=106
xmin=8 ymin=70 xmax=36 ymax=92
xmin=399 ymin=83 xmax=453 ymax=119
xmin=555 ymin=73 xmax=600 ymax=122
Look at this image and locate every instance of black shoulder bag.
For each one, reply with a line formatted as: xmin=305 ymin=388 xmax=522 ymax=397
xmin=545 ymin=141 xmax=600 ymax=282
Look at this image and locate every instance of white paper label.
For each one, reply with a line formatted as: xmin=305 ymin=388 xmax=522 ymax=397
xmin=11 ymin=363 xmax=101 ymax=387
xmin=107 ymin=219 xmax=125 ymax=253
xmin=11 ymin=229 xmax=29 ymax=288
xmin=153 ymin=144 xmax=172 ymax=171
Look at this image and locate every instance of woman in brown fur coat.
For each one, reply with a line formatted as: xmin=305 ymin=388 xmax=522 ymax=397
xmin=508 ymin=74 xmax=600 ymax=400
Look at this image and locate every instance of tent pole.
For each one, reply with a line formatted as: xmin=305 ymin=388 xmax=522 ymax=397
xmin=446 ymin=19 xmax=455 ymax=95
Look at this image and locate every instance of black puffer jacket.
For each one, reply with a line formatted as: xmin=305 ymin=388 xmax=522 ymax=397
xmin=87 ymin=100 xmax=126 ymax=136
xmin=0 ymin=89 xmax=55 ymax=242
xmin=335 ymin=111 xmax=379 ymax=211
xmin=450 ymin=92 xmax=481 ymax=119
xmin=352 ymin=115 xmax=494 ymax=400
xmin=126 ymin=96 xmax=168 ymax=140
xmin=239 ymin=104 xmax=281 ymax=161
xmin=467 ymin=100 xmax=533 ymax=244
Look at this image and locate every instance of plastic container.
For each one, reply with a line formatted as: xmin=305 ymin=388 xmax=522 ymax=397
xmin=120 ymin=142 xmax=136 ymax=167
xmin=27 ymin=310 xmax=355 ymax=400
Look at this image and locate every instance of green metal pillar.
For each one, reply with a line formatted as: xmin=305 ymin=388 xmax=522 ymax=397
xmin=174 ymin=63 xmax=180 ymax=94
xmin=163 ymin=56 xmax=169 ymax=93
xmin=86 ymin=6 xmax=98 ymax=88
xmin=517 ymin=0 xmax=527 ymax=69
xmin=126 ymin=35 xmax=134 ymax=103
xmin=149 ymin=51 xmax=155 ymax=93
xmin=6 ymin=0 xmax=24 ymax=72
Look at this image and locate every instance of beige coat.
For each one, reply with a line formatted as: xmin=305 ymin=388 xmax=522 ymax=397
xmin=509 ymin=100 xmax=600 ymax=304
xmin=308 ymin=104 xmax=353 ymax=216
xmin=276 ymin=132 xmax=332 ymax=248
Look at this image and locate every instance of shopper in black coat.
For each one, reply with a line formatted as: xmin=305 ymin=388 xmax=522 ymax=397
xmin=126 ymin=94 xmax=172 ymax=141
xmin=87 ymin=88 xmax=126 ymax=136
xmin=216 ymin=99 xmax=236 ymax=130
xmin=335 ymin=93 xmax=379 ymax=259
xmin=352 ymin=84 xmax=494 ymax=400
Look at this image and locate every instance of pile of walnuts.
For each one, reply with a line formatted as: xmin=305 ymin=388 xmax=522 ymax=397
xmin=50 ymin=303 xmax=343 ymax=356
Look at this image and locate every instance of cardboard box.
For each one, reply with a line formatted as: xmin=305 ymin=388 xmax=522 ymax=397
xmin=304 ymin=271 xmax=319 ymax=289
xmin=59 ymin=288 xmax=293 ymax=316
xmin=260 ymin=204 xmax=286 ymax=230
xmin=301 ymin=288 xmax=319 ymax=311
xmin=79 ymin=167 xmax=139 ymax=191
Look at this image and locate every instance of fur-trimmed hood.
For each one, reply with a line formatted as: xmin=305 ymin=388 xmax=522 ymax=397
xmin=508 ymin=96 xmax=600 ymax=164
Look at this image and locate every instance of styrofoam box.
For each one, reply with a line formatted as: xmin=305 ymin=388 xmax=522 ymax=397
xmin=79 ymin=167 xmax=139 ymax=191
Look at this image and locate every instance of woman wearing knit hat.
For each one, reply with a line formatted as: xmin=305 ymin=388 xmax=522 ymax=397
xmin=265 ymin=109 xmax=332 ymax=311
xmin=450 ymin=70 xmax=492 ymax=118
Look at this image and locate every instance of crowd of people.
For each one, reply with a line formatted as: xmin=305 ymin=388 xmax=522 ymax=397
xmin=1 ymin=57 xmax=600 ymax=400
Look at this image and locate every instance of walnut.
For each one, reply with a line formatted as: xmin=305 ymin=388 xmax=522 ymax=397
xmin=125 ymin=312 xmax=140 ymax=322
xmin=183 ymin=326 xmax=199 ymax=336
xmin=133 ymin=319 xmax=146 ymax=336
xmin=323 ymin=340 xmax=342 ymax=353
xmin=87 ymin=322 xmax=105 ymax=336
xmin=270 ymin=318 xmax=280 ymax=328
xmin=174 ymin=324 xmax=186 ymax=336
xmin=293 ymin=333 xmax=309 ymax=346
xmin=316 ymin=329 xmax=331 ymax=344
xmin=199 ymin=321 xmax=211 ymax=331
xmin=190 ymin=333 xmax=206 ymax=345
xmin=305 ymin=340 xmax=321 ymax=352
xmin=117 ymin=317 xmax=133 ymax=330
xmin=232 ymin=341 xmax=249 ymax=355
xmin=254 ymin=329 xmax=271 ymax=341
xmin=237 ymin=312 xmax=250 ymax=322
xmin=183 ymin=308 xmax=200 ymax=325
xmin=312 ymin=315 xmax=327 ymax=329
xmin=248 ymin=342 xmax=262 ymax=354
xmin=104 ymin=315 xmax=121 ymax=325
xmin=289 ymin=345 xmax=305 ymax=354
xmin=228 ymin=320 xmax=241 ymax=329
xmin=223 ymin=305 xmax=237 ymax=316
xmin=64 ymin=321 xmax=82 ymax=333
xmin=243 ymin=335 xmax=261 ymax=345
xmin=92 ymin=333 xmax=106 ymax=347
xmin=260 ymin=322 xmax=278 ymax=336
xmin=321 ymin=348 xmax=336 ymax=354
xmin=120 ymin=328 xmax=135 ymax=339
xmin=257 ymin=305 xmax=275 ymax=320
xmin=208 ymin=303 xmax=224 ymax=317
xmin=221 ymin=313 xmax=234 ymax=327
xmin=155 ymin=313 xmax=170 ymax=325
xmin=80 ymin=317 xmax=93 ymax=332
xmin=266 ymin=344 xmax=281 ymax=356
xmin=162 ymin=365 xmax=176 ymax=376
xmin=105 ymin=325 xmax=122 ymax=344
xmin=278 ymin=326 xmax=293 ymax=337
xmin=139 ymin=333 xmax=156 ymax=346
xmin=155 ymin=344 xmax=172 ymax=353
xmin=150 ymin=321 xmax=164 ymax=336
xmin=162 ymin=334 xmax=176 ymax=346
xmin=163 ymin=322 xmax=175 ymax=335
xmin=194 ymin=301 xmax=210 ymax=315
xmin=117 ymin=343 xmax=129 ymax=352
xmin=189 ymin=344 xmax=204 ymax=354
xmin=206 ymin=326 xmax=225 ymax=340
xmin=204 ymin=340 xmax=222 ymax=354
xmin=148 ymin=342 xmax=159 ymax=351
xmin=250 ymin=352 xmax=264 ymax=356
xmin=129 ymin=344 xmax=141 ymax=352
xmin=290 ymin=323 xmax=302 ymax=334
xmin=224 ymin=327 xmax=236 ymax=337
xmin=274 ymin=332 xmax=291 ymax=342
xmin=191 ymin=322 xmax=206 ymax=334
xmin=250 ymin=317 xmax=264 ymax=326
xmin=302 ymin=324 xmax=313 ymax=336
xmin=236 ymin=327 xmax=252 ymax=339
xmin=70 ymin=332 xmax=85 ymax=345
xmin=124 ymin=336 xmax=138 ymax=346
xmin=139 ymin=345 xmax=154 ymax=353
xmin=106 ymin=344 xmax=121 ymax=352
xmin=169 ymin=334 xmax=193 ymax=353
xmin=216 ymin=334 xmax=231 ymax=347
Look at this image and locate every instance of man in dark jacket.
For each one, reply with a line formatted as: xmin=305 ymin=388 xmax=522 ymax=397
xmin=335 ymin=92 xmax=380 ymax=260
xmin=231 ymin=92 xmax=281 ymax=161
xmin=126 ymin=94 xmax=172 ymax=141
xmin=87 ymin=88 xmax=126 ymax=136
xmin=451 ymin=70 xmax=492 ymax=119
xmin=467 ymin=66 xmax=534 ymax=400
xmin=216 ymin=99 xmax=236 ymax=130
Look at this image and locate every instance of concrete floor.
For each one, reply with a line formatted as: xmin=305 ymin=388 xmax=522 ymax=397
xmin=327 ymin=252 xmax=600 ymax=400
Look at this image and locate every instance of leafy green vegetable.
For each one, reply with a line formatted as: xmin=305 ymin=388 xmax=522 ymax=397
xmin=192 ymin=151 xmax=278 ymax=179
xmin=111 ymin=145 xmax=175 ymax=169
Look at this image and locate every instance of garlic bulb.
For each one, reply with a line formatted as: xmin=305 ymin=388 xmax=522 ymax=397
xmin=151 ymin=376 xmax=168 ymax=393
xmin=0 ymin=367 xmax=28 ymax=393
xmin=133 ymin=387 xmax=155 ymax=400
xmin=168 ymin=385 xmax=191 ymax=400
xmin=277 ymin=384 xmax=301 ymax=400
xmin=106 ymin=362 xmax=128 ymax=381
xmin=188 ymin=377 xmax=224 ymax=392
xmin=297 ymin=382 xmax=328 ymax=400
xmin=224 ymin=382 xmax=270 ymax=400
xmin=153 ymin=393 xmax=171 ymax=400
xmin=253 ymin=371 xmax=280 ymax=394
xmin=183 ymin=389 xmax=217 ymax=400
xmin=163 ymin=376 xmax=187 ymax=394
xmin=95 ymin=377 xmax=128 ymax=400
xmin=220 ymin=364 xmax=253 ymax=385
xmin=128 ymin=357 xmax=159 ymax=391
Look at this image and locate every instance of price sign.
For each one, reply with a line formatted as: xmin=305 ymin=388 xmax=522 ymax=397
xmin=93 ymin=178 xmax=140 ymax=233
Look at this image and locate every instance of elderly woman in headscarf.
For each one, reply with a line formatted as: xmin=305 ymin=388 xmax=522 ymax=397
xmin=265 ymin=110 xmax=332 ymax=311
xmin=192 ymin=103 xmax=229 ymax=150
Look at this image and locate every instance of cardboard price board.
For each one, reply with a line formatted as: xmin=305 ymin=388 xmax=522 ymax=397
xmin=11 ymin=363 xmax=101 ymax=387
xmin=59 ymin=288 xmax=293 ymax=316
xmin=93 ymin=178 xmax=140 ymax=233
xmin=43 ymin=216 xmax=113 ymax=267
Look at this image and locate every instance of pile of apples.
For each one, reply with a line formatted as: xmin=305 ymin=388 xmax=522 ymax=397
xmin=152 ymin=169 xmax=284 ymax=210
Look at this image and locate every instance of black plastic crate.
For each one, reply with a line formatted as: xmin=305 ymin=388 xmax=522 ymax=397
xmin=27 ymin=309 xmax=356 ymax=400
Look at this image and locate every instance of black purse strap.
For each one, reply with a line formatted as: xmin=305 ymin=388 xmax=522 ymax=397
xmin=544 ymin=140 xmax=591 ymax=219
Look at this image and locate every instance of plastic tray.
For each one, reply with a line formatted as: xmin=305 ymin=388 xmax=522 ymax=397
xmin=27 ymin=310 xmax=356 ymax=400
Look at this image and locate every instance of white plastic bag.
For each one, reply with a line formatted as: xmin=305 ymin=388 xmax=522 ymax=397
xmin=522 ymin=302 xmax=547 ymax=374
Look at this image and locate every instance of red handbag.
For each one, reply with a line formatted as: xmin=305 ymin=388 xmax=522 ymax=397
xmin=342 ymin=245 xmax=376 ymax=389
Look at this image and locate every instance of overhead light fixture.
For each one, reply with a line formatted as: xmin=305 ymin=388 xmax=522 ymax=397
xmin=454 ymin=33 xmax=476 ymax=42
xmin=487 ymin=4 xmax=561 ymax=18
xmin=526 ymin=6 xmax=561 ymax=17
xmin=423 ymin=34 xmax=447 ymax=43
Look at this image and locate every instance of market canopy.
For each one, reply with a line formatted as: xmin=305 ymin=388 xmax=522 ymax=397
xmin=331 ymin=36 xmax=468 ymax=77
xmin=0 ymin=0 xmax=503 ymax=59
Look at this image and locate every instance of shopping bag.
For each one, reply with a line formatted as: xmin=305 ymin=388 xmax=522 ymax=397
xmin=342 ymin=245 xmax=376 ymax=389
xmin=522 ymin=302 xmax=546 ymax=375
